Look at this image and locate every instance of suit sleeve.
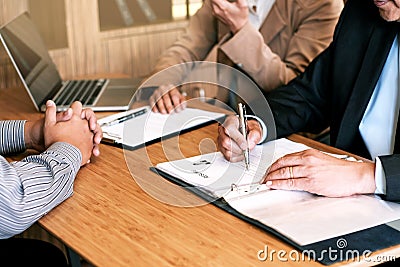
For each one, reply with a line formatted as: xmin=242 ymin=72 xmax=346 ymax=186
xmin=379 ymin=155 xmax=400 ymax=202
xmin=150 ymin=0 xmax=218 ymax=75
xmin=218 ymin=0 xmax=343 ymax=91
xmin=259 ymin=0 xmax=349 ymax=139
xmin=263 ymin=41 xmax=334 ymax=139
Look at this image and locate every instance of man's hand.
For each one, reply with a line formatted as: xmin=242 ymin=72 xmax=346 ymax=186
xmin=218 ymin=115 xmax=262 ymax=161
xmin=43 ymin=101 xmax=95 ymax=166
xmin=262 ymin=149 xmax=376 ymax=197
xmin=80 ymin=108 xmax=102 ymax=157
xmin=25 ymin=102 xmax=102 ymax=157
xmin=25 ymin=108 xmax=75 ymax=152
xmin=149 ymin=84 xmax=186 ymax=114
xmin=211 ymin=0 xmax=249 ymax=34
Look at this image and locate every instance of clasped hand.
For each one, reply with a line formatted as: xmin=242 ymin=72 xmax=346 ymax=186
xmin=218 ymin=115 xmax=376 ymax=197
xmin=25 ymin=101 xmax=102 ymax=166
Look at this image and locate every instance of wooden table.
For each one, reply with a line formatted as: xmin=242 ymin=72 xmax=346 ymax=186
xmin=1 ymin=85 xmax=399 ymax=267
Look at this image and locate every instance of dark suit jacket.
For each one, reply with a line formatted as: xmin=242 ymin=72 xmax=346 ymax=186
xmin=264 ymin=0 xmax=400 ymax=201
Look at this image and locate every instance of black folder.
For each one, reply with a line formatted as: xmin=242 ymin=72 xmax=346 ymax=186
xmin=151 ymin=167 xmax=400 ymax=265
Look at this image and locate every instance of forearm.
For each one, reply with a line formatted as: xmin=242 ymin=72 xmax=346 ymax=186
xmin=219 ymin=22 xmax=297 ymax=90
xmin=0 ymin=142 xmax=81 ymax=238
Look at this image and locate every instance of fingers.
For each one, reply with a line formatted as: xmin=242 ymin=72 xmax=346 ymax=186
xmin=45 ymin=100 xmax=57 ymax=127
xmin=267 ymin=151 xmax=304 ymax=174
xmin=162 ymin=92 xmax=174 ymax=114
xmin=92 ymin=144 xmax=100 ymax=157
xmin=218 ymin=124 xmax=244 ymax=162
xmin=246 ymin=120 xmax=262 ymax=149
xmin=218 ymin=115 xmax=249 ymax=162
xmin=170 ymin=89 xmax=186 ymax=112
xmin=265 ymin=165 xmax=300 ymax=182
xmin=223 ymin=116 xmax=247 ymax=150
xmin=217 ymin=116 xmax=264 ymax=163
xmin=149 ymin=85 xmax=184 ymax=114
xmin=261 ymin=149 xmax=376 ymax=197
xmin=149 ymin=91 xmax=159 ymax=113
xmin=150 ymin=85 xmax=169 ymax=114
xmin=81 ymin=109 xmax=97 ymax=132
xmin=56 ymin=108 xmax=73 ymax=122
xmin=81 ymin=108 xmax=102 ymax=157
xmin=153 ymin=91 xmax=167 ymax=114
xmin=211 ymin=2 xmax=229 ymax=25
xmin=265 ymin=177 xmax=309 ymax=192
xmin=69 ymin=101 xmax=83 ymax=116
xmin=262 ymin=158 xmax=308 ymax=191
xmin=180 ymin=92 xmax=187 ymax=110
xmin=262 ymin=149 xmax=322 ymax=185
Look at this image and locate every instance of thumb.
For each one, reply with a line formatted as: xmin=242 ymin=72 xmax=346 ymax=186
xmin=56 ymin=108 xmax=73 ymax=122
xmin=45 ymin=100 xmax=57 ymax=126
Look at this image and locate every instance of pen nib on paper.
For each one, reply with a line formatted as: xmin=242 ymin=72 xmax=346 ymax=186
xmin=244 ymin=151 xmax=250 ymax=171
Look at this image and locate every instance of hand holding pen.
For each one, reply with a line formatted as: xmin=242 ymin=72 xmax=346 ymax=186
xmin=217 ymin=113 xmax=262 ymax=166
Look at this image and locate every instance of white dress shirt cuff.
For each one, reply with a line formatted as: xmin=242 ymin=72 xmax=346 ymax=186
xmin=245 ymin=115 xmax=267 ymax=144
xmin=374 ymin=157 xmax=386 ymax=195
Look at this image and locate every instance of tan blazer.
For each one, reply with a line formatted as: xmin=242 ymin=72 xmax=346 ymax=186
xmin=151 ymin=0 xmax=343 ymax=97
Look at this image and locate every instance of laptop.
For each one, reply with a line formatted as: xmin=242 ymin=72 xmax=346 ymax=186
xmin=0 ymin=12 xmax=140 ymax=112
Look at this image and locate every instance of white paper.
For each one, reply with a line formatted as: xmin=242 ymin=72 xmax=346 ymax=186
xmin=227 ymin=189 xmax=400 ymax=245
xmin=99 ymin=106 xmax=226 ymax=149
xmin=156 ymin=138 xmax=400 ymax=246
xmin=156 ymin=138 xmax=310 ymax=198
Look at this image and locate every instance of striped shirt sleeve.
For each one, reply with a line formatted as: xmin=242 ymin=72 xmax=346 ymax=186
xmin=0 ymin=120 xmax=26 ymax=155
xmin=0 ymin=120 xmax=82 ymax=238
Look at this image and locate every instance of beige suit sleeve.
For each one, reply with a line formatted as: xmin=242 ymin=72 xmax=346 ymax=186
xmin=151 ymin=0 xmax=218 ymax=75
xmin=218 ymin=0 xmax=343 ymax=92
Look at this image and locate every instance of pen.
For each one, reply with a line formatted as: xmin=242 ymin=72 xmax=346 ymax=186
xmin=238 ymin=103 xmax=250 ymax=170
xmin=100 ymin=108 xmax=147 ymax=127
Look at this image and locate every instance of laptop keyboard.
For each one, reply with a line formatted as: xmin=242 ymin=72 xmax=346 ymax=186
xmin=54 ymin=79 xmax=107 ymax=106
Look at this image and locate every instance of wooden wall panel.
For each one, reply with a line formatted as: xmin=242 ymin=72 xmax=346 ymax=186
xmin=64 ymin=0 xmax=105 ymax=76
xmin=0 ymin=0 xmax=28 ymax=88
xmin=0 ymin=0 xmax=28 ymax=25
xmin=0 ymin=0 xmax=189 ymax=85
xmin=100 ymin=19 xmax=188 ymax=78
xmin=28 ymin=0 xmax=68 ymax=50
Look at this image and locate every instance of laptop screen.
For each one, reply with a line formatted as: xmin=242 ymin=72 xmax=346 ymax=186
xmin=0 ymin=12 xmax=62 ymax=108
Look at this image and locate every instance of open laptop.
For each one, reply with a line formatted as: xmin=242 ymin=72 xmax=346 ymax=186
xmin=0 ymin=12 xmax=140 ymax=112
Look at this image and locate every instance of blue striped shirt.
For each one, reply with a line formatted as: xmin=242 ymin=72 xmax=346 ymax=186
xmin=0 ymin=120 xmax=81 ymax=238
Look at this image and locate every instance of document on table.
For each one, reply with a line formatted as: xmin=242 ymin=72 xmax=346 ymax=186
xmin=155 ymin=138 xmax=400 ymax=246
xmin=99 ymin=106 xmax=226 ymax=149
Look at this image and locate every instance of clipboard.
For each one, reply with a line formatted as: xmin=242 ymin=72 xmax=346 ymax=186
xmin=99 ymin=106 xmax=227 ymax=150
xmin=151 ymin=138 xmax=400 ymax=265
